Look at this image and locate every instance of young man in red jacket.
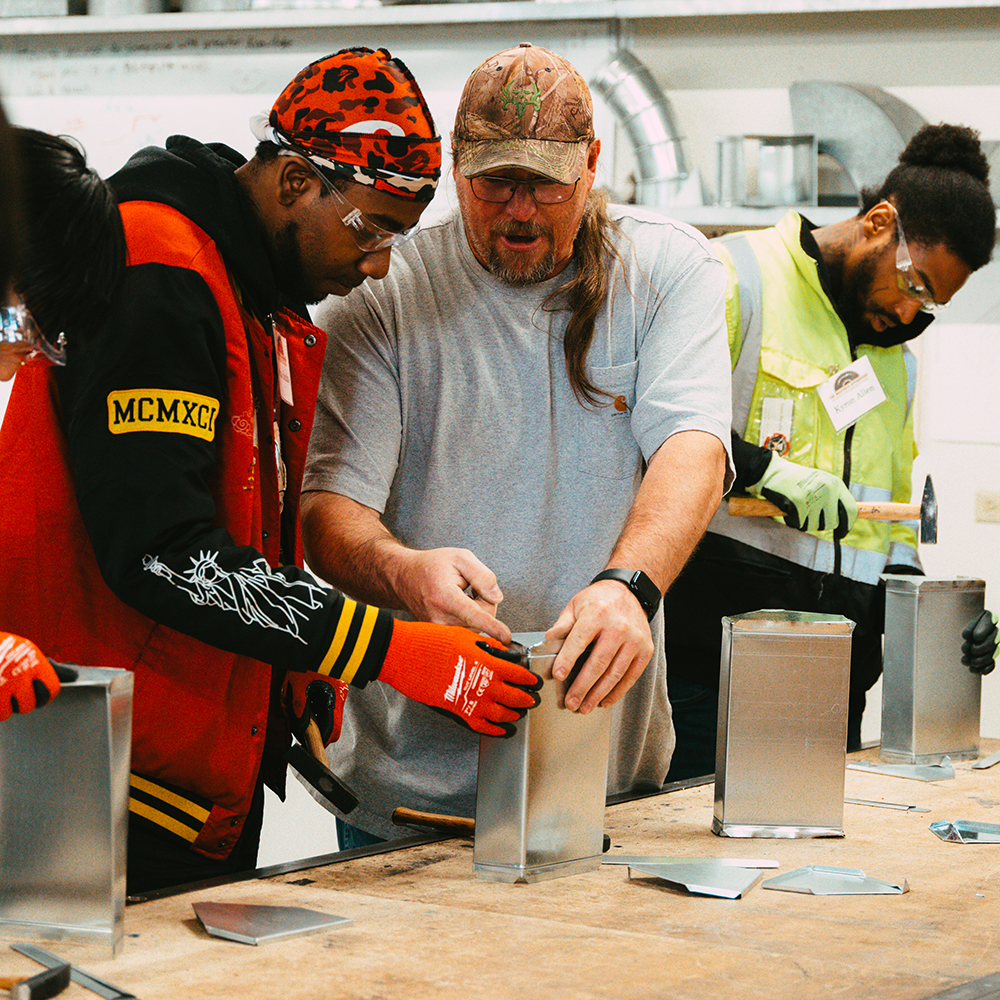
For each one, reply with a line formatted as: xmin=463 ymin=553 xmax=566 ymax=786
xmin=0 ymin=48 xmax=540 ymax=893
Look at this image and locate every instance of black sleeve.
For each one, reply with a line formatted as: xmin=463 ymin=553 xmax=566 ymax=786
xmin=729 ymin=429 xmax=773 ymax=494
xmin=55 ymin=262 xmax=391 ymax=684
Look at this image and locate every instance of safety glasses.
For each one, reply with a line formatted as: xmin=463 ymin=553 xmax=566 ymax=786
xmin=285 ymin=151 xmax=420 ymax=253
xmin=893 ymin=207 xmax=948 ymax=312
xmin=0 ymin=303 xmax=67 ymax=365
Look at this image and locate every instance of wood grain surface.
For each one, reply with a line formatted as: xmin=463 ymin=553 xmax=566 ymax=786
xmin=3 ymin=743 xmax=1000 ymax=1000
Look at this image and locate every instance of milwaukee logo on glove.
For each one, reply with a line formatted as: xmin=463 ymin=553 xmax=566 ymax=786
xmin=443 ymin=655 xmax=494 ymax=717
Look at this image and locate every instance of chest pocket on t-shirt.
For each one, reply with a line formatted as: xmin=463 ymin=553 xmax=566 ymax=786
xmin=575 ymin=361 xmax=640 ymax=481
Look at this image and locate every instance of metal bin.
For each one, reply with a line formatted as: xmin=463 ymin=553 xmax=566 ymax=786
xmin=473 ymin=633 xmax=611 ymax=883
xmin=0 ymin=666 xmax=133 ymax=954
xmin=713 ymin=610 xmax=853 ymax=838
xmin=881 ymin=575 xmax=984 ymax=764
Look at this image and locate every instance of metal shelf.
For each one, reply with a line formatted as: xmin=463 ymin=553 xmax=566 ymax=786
xmin=1 ymin=0 xmax=998 ymax=38
xmin=673 ymin=205 xmax=855 ymax=227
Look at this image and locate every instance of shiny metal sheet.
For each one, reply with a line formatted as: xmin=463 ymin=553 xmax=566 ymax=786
xmin=0 ymin=667 xmax=132 ymax=954
xmin=761 ymin=865 xmax=908 ymax=895
xmin=626 ymin=861 xmax=764 ymax=899
xmin=473 ymin=632 xmax=611 ymax=883
xmin=929 ymin=820 xmax=1000 ymax=844
xmin=193 ymin=902 xmax=351 ymax=944
xmin=881 ymin=576 xmax=983 ymax=764
xmin=713 ymin=611 xmax=853 ymax=839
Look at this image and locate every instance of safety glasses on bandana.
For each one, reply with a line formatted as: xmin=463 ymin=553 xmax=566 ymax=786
xmin=0 ymin=303 xmax=67 ymax=365
xmin=285 ymin=151 xmax=420 ymax=253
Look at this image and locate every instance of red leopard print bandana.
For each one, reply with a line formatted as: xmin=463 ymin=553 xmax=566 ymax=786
xmin=262 ymin=47 xmax=441 ymax=202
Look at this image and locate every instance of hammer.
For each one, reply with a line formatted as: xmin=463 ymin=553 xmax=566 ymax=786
xmin=727 ymin=474 xmax=938 ymax=544
xmin=0 ymin=964 xmax=70 ymax=1000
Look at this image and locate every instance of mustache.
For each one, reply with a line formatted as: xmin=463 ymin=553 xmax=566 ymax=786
xmin=492 ymin=220 xmax=549 ymax=240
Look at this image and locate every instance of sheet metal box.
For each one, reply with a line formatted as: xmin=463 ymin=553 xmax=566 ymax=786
xmin=713 ymin=611 xmax=853 ymax=838
xmin=473 ymin=633 xmax=611 ymax=883
xmin=0 ymin=666 xmax=132 ymax=954
xmin=881 ymin=575 xmax=983 ymax=764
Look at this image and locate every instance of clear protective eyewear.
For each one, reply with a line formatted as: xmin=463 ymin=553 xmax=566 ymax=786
xmin=0 ymin=303 xmax=67 ymax=365
xmin=894 ymin=208 xmax=948 ymax=312
xmin=284 ymin=151 xmax=420 ymax=253
xmin=469 ymin=175 xmax=580 ymax=205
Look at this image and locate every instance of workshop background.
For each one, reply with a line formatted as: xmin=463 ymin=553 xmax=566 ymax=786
xmin=2 ymin=0 xmax=999 ymax=866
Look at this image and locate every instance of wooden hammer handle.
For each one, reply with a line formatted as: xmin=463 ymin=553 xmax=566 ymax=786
xmin=728 ymin=496 xmax=920 ymax=521
xmin=392 ymin=807 xmax=475 ymax=834
xmin=0 ymin=976 xmax=24 ymax=989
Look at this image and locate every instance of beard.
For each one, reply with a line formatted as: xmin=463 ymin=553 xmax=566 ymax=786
xmin=479 ymin=219 xmax=556 ymax=287
xmin=835 ymin=248 xmax=895 ymax=345
xmin=270 ymin=220 xmax=321 ymax=306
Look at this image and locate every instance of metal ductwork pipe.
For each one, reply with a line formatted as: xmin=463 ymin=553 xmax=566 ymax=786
xmin=591 ymin=49 xmax=697 ymax=208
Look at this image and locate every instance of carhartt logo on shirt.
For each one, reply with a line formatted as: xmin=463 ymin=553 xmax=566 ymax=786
xmin=107 ymin=389 xmax=219 ymax=441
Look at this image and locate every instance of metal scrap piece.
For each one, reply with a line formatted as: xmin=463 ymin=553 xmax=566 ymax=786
xmin=929 ymin=820 xmax=1000 ymax=844
xmin=193 ymin=902 xmax=351 ymax=945
xmin=604 ymin=855 xmax=778 ymax=868
xmin=848 ymin=758 xmax=955 ymax=781
xmin=972 ymin=750 xmax=1000 ymax=770
xmin=625 ymin=860 xmax=766 ymax=898
xmin=845 ymin=797 xmax=930 ymax=813
xmin=761 ymin=865 xmax=908 ymax=895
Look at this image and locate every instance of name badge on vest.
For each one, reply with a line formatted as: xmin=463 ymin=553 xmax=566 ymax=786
xmin=274 ymin=332 xmax=294 ymax=407
xmin=817 ymin=356 xmax=887 ymax=432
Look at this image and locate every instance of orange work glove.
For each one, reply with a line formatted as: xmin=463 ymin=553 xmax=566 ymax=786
xmin=377 ymin=621 xmax=542 ymax=738
xmin=0 ymin=631 xmax=61 ymax=722
xmin=283 ymin=670 xmax=348 ymax=747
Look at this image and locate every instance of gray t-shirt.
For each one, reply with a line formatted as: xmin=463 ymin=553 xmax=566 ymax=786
xmin=306 ymin=205 xmax=733 ymax=837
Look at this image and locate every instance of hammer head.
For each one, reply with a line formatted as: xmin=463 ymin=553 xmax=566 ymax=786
xmin=10 ymin=963 xmax=70 ymax=1000
xmin=920 ymin=474 xmax=938 ymax=545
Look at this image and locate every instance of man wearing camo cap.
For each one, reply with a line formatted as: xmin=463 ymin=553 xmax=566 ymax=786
xmin=303 ymin=43 xmax=735 ymax=846
xmin=0 ymin=47 xmax=548 ymax=892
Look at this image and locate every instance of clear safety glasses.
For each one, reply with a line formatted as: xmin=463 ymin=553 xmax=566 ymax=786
xmin=894 ymin=208 xmax=949 ymax=312
xmin=0 ymin=303 xmax=67 ymax=365
xmin=469 ymin=175 xmax=579 ymax=205
xmin=286 ymin=152 xmax=420 ymax=253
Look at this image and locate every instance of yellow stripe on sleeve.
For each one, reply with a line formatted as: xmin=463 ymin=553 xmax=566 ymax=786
xmin=316 ymin=598 xmax=357 ymax=677
xmin=130 ymin=773 xmax=211 ymax=823
xmin=339 ymin=603 xmax=380 ymax=685
xmin=128 ymin=800 xmax=201 ymax=842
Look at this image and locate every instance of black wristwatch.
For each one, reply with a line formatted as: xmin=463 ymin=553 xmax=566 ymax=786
xmin=591 ymin=568 xmax=661 ymax=621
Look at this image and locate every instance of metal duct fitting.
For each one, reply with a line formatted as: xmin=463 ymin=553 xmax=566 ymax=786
xmin=591 ymin=50 xmax=701 ymax=208
xmin=789 ymin=82 xmax=927 ymax=196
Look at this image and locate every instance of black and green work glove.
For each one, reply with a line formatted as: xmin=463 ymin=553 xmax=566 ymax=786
xmin=748 ymin=453 xmax=858 ymax=539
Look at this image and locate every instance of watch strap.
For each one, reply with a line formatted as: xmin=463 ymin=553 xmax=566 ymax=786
xmin=590 ymin=568 xmax=660 ymax=621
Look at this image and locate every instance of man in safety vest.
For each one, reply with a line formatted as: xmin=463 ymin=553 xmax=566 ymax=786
xmin=664 ymin=123 xmax=997 ymax=780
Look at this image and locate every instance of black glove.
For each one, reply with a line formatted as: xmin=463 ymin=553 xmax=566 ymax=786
xmin=962 ymin=610 xmax=998 ymax=675
xmin=283 ymin=671 xmax=347 ymax=746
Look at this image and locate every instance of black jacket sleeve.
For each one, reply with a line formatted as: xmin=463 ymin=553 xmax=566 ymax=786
xmin=729 ymin=429 xmax=773 ymax=494
xmin=56 ymin=261 xmax=390 ymax=685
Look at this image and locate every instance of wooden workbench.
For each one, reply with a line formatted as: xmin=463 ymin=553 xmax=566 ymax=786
xmin=5 ymin=744 xmax=1000 ymax=1000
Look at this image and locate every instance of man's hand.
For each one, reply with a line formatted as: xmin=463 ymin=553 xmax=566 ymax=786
xmin=545 ymin=579 xmax=655 ymax=714
xmin=377 ymin=621 xmax=542 ymax=737
xmin=0 ymin=632 xmax=62 ymax=722
xmin=392 ymin=547 xmax=511 ymax=645
xmin=749 ymin=453 xmax=858 ymax=539
xmin=962 ymin=610 xmax=999 ymax=675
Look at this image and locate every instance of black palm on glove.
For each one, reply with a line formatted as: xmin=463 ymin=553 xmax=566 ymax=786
xmin=962 ymin=610 xmax=999 ymax=675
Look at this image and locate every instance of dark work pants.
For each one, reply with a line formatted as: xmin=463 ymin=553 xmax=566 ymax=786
xmin=663 ymin=533 xmax=884 ymax=781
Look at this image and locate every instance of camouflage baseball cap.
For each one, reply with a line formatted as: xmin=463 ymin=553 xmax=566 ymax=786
xmin=452 ymin=43 xmax=594 ymax=185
